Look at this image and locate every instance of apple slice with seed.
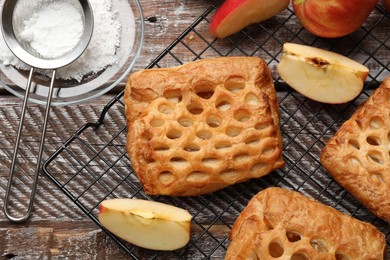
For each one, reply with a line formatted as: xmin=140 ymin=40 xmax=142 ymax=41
xmin=209 ymin=0 xmax=290 ymax=38
xmin=98 ymin=198 xmax=192 ymax=251
xmin=277 ymin=43 xmax=369 ymax=104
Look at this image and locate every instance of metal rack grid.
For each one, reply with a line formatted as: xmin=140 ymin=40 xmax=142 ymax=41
xmin=43 ymin=4 xmax=390 ymax=259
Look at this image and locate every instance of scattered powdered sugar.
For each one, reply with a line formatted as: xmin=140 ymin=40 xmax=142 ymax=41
xmin=20 ymin=2 xmax=84 ymax=59
xmin=0 ymin=37 xmax=25 ymax=68
xmin=0 ymin=0 xmax=121 ymax=82
xmin=56 ymin=0 xmax=121 ymax=81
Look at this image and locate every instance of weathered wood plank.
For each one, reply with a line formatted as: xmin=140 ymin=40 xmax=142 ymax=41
xmin=0 ymin=1 xmax=389 ymax=259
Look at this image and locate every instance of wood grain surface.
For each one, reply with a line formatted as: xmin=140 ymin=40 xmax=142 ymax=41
xmin=1 ymin=0 xmax=389 ymax=259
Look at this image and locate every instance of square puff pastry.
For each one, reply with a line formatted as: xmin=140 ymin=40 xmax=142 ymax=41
xmin=124 ymin=57 xmax=284 ymax=196
xmin=226 ymin=187 xmax=385 ymax=259
xmin=321 ymin=78 xmax=390 ymax=223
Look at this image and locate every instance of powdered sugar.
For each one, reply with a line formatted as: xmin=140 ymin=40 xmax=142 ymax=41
xmin=20 ymin=2 xmax=84 ymax=59
xmin=0 ymin=0 xmax=122 ymax=82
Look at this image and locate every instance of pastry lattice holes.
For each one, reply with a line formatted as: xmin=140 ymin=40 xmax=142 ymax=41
xmin=140 ymin=76 xmax=279 ymax=192
xmin=158 ymin=171 xmax=175 ymax=185
xmin=335 ymin=252 xmax=350 ymax=260
xmin=269 ymin=239 xmax=284 ymax=257
xmin=263 ymin=230 xmax=350 ymax=259
xmin=286 ymin=231 xmax=301 ymax=243
xmin=348 ymin=139 xmax=360 ymax=150
xmin=216 ymin=100 xmax=232 ymax=112
xmin=345 ymin=111 xmax=389 ymax=187
xmin=367 ymin=151 xmax=384 ymax=165
xmin=370 ymin=172 xmax=385 ymax=185
xmin=366 ymin=136 xmax=381 ymax=146
xmin=290 ymin=253 xmax=310 ymax=260
xmin=365 ymin=113 xmax=389 ymax=183
xmin=163 ymin=89 xmax=182 ymax=103
xmin=245 ymin=92 xmax=261 ymax=106
xmin=195 ymin=82 xmax=214 ymax=99
xmin=369 ymin=117 xmax=383 ymax=129
xmin=177 ymin=117 xmax=193 ymax=127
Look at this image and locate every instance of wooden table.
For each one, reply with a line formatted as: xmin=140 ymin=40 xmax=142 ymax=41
xmin=1 ymin=1 xmax=389 ymax=259
xmin=0 ymin=1 xmax=221 ymax=258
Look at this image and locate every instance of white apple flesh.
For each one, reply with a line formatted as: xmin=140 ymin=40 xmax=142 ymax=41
xmin=277 ymin=43 xmax=369 ymax=104
xmin=98 ymin=199 xmax=192 ymax=251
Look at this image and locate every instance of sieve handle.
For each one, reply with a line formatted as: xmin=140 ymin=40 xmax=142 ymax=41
xmin=3 ymin=68 xmax=56 ymax=222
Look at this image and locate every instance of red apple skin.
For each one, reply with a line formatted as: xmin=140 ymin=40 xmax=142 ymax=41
xmin=210 ymin=0 xmax=247 ymax=37
xmin=99 ymin=204 xmax=107 ymax=213
xmin=293 ymin=0 xmax=379 ymax=38
xmin=210 ymin=0 xmax=289 ymax=38
xmin=383 ymin=0 xmax=390 ymax=12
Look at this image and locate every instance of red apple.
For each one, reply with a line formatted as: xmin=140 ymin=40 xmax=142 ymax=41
xmin=209 ymin=0 xmax=290 ymax=39
xmin=383 ymin=0 xmax=390 ymax=12
xmin=293 ymin=0 xmax=379 ymax=38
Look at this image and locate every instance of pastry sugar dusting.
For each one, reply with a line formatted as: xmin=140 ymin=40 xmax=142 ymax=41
xmin=0 ymin=0 xmax=126 ymax=82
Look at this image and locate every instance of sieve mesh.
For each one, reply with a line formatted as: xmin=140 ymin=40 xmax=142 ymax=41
xmin=11 ymin=0 xmax=85 ymax=60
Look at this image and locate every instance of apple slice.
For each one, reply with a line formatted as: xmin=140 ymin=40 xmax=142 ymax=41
xmin=209 ymin=0 xmax=290 ymax=38
xmin=277 ymin=43 xmax=369 ymax=104
xmin=98 ymin=198 xmax=192 ymax=251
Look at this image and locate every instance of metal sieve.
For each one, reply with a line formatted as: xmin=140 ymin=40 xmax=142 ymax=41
xmin=1 ymin=0 xmax=93 ymax=222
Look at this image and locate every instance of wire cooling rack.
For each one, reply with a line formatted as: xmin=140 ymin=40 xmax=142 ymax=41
xmin=43 ymin=4 xmax=390 ymax=259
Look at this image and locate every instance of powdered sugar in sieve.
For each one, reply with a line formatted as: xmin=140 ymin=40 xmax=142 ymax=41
xmin=1 ymin=0 xmax=122 ymax=82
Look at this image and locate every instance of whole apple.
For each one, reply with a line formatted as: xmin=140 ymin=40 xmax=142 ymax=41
xmin=293 ymin=0 xmax=379 ymax=38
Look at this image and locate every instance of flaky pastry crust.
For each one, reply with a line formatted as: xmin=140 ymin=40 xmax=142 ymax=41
xmin=124 ymin=57 xmax=284 ymax=196
xmin=226 ymin=187 xmax=385 ymax=259
xmin=321 ymin=78 xmax=390 ymax=223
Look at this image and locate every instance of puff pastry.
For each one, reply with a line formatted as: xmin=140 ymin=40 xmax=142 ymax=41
xmin=321 ymin=78 xmax=390 ymax=223
xmin=226 ymin=187 xmax=386 ymax=259
xmin=124 ymin=57 xmax=284 ymax=196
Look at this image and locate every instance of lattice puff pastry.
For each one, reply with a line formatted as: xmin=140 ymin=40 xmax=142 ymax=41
xmin=124 ymin=57 xmax=284 ymax=196
xmin=321 ymin=78 xmax=390 ymax=223
xmin=226 ymin=187 xmax=385 ymax=260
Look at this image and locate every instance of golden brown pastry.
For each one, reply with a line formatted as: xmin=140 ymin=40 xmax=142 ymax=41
xmin=321 ymin=78 xmax=390 ymax=223
xmin=226 ymin=187 xmax=386 ymax=259
xmin=124 ymin=57 xmax=284 ymax=196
